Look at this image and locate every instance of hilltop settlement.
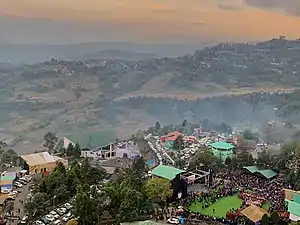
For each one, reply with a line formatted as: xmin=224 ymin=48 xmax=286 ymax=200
xmin=0 ymin=38 xmax=300 ymax=225
xmin=0 ymin=119 xmax=299 ymax=225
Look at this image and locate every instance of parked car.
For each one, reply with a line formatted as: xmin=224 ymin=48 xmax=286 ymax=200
xmin=45 ymin=214 xmax=55 ymax=222
xmin=56 ymin=207 xmax=67 ymax=215
xmin=40 ymin=217 xmax=49 ymax=224
xmin=17 ymin=179 xmax=27 ymax=185
xmin=14 ymin=182 xmax=23 ymax=188
xmin=64 ymin=202 xmax=73 ymax=209
xmin=35 ymin=220 xmax=45 ymax=225
xmin=20 ymin=216 xmax=28 ymax=224
xmin=53 ymin=220 xmax=61 ymax=225
xmin=62 ymin=212 xmax=72 ymax=222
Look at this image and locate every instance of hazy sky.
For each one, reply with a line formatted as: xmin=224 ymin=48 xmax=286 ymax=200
xmin=0 ymin=0 xmax=300 ymax=44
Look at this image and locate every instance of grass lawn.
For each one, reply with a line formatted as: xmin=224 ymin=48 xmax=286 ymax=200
xmin=189 ymin=195 xmax=242 ymax=218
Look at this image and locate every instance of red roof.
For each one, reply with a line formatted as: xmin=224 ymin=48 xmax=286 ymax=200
xmin=165 ymin=131 xmax=183 ymax=141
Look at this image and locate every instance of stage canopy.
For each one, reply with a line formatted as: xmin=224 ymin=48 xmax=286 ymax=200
xmin=152 ymin=165 xmax=185 ymax=180
xmin=241 ymin=204 xmax=268 ymax=223
xmin=243 ymin=166 xmax=259 ymax=173
xmin=243 ymin=166 xmax=278 ymax=179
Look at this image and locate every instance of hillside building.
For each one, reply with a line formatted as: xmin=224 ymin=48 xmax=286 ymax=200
xmin=63 ymin=130 xmax=116 ymax=160
xmin=210 ymin=141 xmax=234 ymax=161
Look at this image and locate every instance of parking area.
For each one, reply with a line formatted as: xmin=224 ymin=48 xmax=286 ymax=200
xmin=4 ymin=175 xmax=32 ymax=225
xmin=3 ymin=174 xmax=75 ymax=225
xmin=33 ymin=201 xmax=74 ymax=225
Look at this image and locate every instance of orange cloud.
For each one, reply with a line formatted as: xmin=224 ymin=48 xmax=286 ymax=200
xmin=0 ymin=0 xmax=300 ymax=42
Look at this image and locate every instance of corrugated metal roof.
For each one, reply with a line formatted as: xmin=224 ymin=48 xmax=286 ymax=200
xmin=241 ymin=204 xmax=268 ymax=222
xmin=243 ymin=166 xmax=260 ymax=173
xmin=258 ymin=169 xmax=278 ymax=179
xmin=152 ymin=165 xmax=185 ymax=180
xmin=21 ymin=152 xmax=56 ymax=166
xmin=286 ymin=199 xmax=300 ymax=217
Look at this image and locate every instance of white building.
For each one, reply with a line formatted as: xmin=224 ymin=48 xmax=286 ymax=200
xmin=63 ymin=131 xmax=116 ymax=160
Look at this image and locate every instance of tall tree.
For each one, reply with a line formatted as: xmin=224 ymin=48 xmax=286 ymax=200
xmin=173 ymin=135 xmax=184 ymax=151
xmin=261 ymin=214 xmax=269 ymax=225
xmin=155 ymin=121 xmax=161 ymax=131
xmin=74 ymin=185 xmax=99 ymax=224
xmin=43 ymin=132 xmax=58 ymax=154
xmin=67 ymin=143 xmax=75 ymax=156
xmin=144 ymin=178 xmax=172 ymax=209
xmin=74 ymin=143 xmax=82 ymax=159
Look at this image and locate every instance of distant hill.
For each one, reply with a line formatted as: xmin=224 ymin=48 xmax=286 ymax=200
xmin=0 ymin=42 xmax=207 ymax=64
xmin=72 ymin=50 xmax=158 ymax=61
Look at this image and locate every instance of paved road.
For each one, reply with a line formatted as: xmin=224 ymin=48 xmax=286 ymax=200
xmin=7 ymin=183 xmax=29 ymax=225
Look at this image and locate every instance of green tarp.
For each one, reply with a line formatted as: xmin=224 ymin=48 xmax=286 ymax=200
xmin=243 ymin=166 xmax=260 ymax=173
xmin=286 ymin=199 xmax=300 ymax=217
xmin=243 ymin=166 xmax=278 ymax=179
xmin=152 ymin=165 xmax=185 ymax=180
xmin=294 ymin=195 xmax=300 ymax=204
xmin=258 ymin=169 xmax=278 ymax=179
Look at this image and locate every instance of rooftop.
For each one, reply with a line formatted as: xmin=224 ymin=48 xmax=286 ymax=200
xmin=21 ymin=152 xmax=57 ymax=166
xmin=165 ymin=131 xmax=183 ymax=142
xmin=152 ymin=165 xmax=185 ymax=180
xmin=241 ymin=204 xmax=268 ymax=223
xmin=210 ymin=142 xmax=234 ymax=150
xmin=243 ymin=166 xmax=259 ymax=173
xmin=243 ymin=166 xmax=278 ymax=179
xmin=65 ymin=130 xmax=116 ymax=149
xmin=286 ymin=199 xmax=300 ymax=217
xmin=258 ymin=169 xmax=278 ymax=179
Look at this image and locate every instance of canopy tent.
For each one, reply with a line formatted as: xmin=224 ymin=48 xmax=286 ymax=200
xmin=151 ymin=165 xmax=185 ymax=180
xmin=243 ymin=166 xmax=278 ymax=179
xmin=286 ymin=199 xmax=300 ymax=217
xmin=241 ymin=204 xmax=268 ymax=223
xmin=256 ymin=169 xmax=278 ymax=179
xmin=243 ymin=166 xmax=259 ymax=173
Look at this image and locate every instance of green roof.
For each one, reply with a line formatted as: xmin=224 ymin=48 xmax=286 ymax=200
xmin=294 ymin=195 xmax=300 ymax=204
xmin=0 ymin=175 xmax=15 ymax=181
xmin=152 ymin=165 xmax=185 ymax=180
xmin=210 ymin=142 xmax=234 ymax=150
xmin=286 ymin=199 xmax=300 ymax=217
xmin=256 ymin=169 xmax=278 ymax=179
xmin=243 ymin=166 xmax=278 ymax=179
xmin=243 ymin=166 xmax=260 ymax=173
xmin=66 ymin=130 xmax=116 ymax=149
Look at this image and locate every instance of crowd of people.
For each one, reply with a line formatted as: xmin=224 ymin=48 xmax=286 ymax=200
xmin=217 ymin=170 xmax=288 ymax=211
xmin=177 ymin=170 xmax=290 ymax=225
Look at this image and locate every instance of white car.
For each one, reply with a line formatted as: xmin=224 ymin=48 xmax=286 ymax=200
xmin=45 ymin=214 xmax=55 ymax=222
xmin=50 ymin=210 xmax=57 ymax=216
xmin=64 ymin=202 xmax=73 ymax=209
xmin=14 ymin=182 xmax=23 ymax=188
xmin=20 ymin=216 xmax=28 ymax=224
xmin=53 ymin=220 xmax=61 ymax=225
xmin=35 ymin=220 xmax=45 ymax=225
xmin=167 ymin=218 xmax=180 ymax=224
